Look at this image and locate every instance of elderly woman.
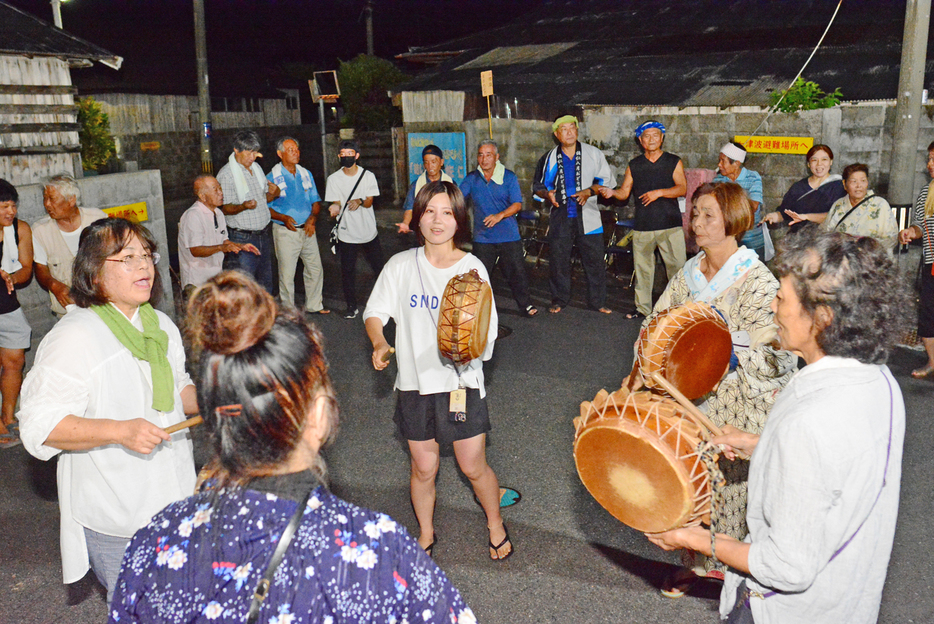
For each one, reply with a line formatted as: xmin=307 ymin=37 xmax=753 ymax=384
xmin=899 ymin=141 xmax=934 ymax=379
xmin=18 ymin=219 xmax=197 ymax=602
xmin=110 ymin=272 xmax=474 ymax=623
xmin=762 ymin=144 xmax=845 ymax=231
xmin=649 ymin=230 xmax=906 ymax=623
xmin=634 ymin=182 xmax=796 ymax=595
xmin=821 ymin=163 xmax=898 ymax=249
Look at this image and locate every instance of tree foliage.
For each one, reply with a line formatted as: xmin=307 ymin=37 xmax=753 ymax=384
xmin=769 ymin=77 xmax=843 ymax=113
xmin=77 ymin=97 xmax=116 ymax=171
xmin=337 ymin=54 xmax=407 ymax=131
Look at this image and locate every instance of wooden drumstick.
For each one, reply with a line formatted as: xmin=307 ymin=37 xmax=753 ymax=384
xmin=649 ymin=372 xmax=723 ymax=437
xmin=381 ymin=347 xmax=395 ymax=363
xmin=164 ymin=415 xmax=203 ymax=435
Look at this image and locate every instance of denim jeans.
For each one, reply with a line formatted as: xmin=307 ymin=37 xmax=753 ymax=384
xmin=224 ymin=223 xmax=274 ymax=294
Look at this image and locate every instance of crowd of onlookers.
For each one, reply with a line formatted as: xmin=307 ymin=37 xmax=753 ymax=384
xmin=0 ymin=118 xmax=930 ymax=623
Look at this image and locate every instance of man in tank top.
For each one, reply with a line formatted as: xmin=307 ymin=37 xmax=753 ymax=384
xmin=599 ymin=120 xmax=686 ymax=319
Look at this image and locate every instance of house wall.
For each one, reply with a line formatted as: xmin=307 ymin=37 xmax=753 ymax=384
xmin=0 ymin=55 xmax=80 ymax=185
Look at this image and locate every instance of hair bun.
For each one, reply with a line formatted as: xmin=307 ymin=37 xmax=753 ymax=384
xmin=187 ymin=271 xmax=277 ymax=355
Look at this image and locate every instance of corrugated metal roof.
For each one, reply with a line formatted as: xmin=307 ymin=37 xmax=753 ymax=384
xmin=396 ymin=0 xmax=921 ymax=107
xmin=0 ymin=2 xmax=121 ymax=69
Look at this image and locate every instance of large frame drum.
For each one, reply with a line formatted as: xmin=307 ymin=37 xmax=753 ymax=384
xmin=573 ymin=387 xmax=713 ymax=533
xmin=437 ymin=269 xmax=493 ymax=365
xmin=636 ymin=302 xmax=732 ymax=400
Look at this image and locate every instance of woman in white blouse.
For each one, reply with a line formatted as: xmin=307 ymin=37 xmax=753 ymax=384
xmin=18 ymin=218 xmax=197 ymax=603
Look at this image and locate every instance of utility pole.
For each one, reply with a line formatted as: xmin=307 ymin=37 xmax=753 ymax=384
xmin=50 ymin=0 xmax=67 ymax=28
xmin=193 ymin=0 xmax=213 ymax=173
xmin=365 ymin=0 xmax=374 ymax=56
xmin=889 ymin=0 xmax=931 ymax=205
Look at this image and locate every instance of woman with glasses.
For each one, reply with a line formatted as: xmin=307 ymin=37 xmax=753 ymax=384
xmin=18 ymin=218 xmax=198 ymax=603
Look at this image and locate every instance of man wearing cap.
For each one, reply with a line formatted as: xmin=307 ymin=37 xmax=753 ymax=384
xmin=461 ymin=139 xmax=537 ymax=317
xmin=533 ymin=115 xmax=613 ymax=314
xmin=714 ymin=141 xmax=765 ymax=259
xmin=325 ymin=139 xmax=383 ymax=319
xmin=266 ymin=137 xmax=329 ymax=314
xmin=599 ymin=120 xmax=687 ymax=319
xmin=397 ymin=144 xmax=453 ymax=234
xmin=216 ymin=129 xmax=279 ymax=293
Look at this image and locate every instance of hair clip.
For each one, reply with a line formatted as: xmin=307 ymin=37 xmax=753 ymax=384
xmin=215 ymin=404 xmax=242 ymax=418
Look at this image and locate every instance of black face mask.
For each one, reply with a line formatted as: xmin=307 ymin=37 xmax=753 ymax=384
xmin=339 ymin=156 xmax=356 ymax=168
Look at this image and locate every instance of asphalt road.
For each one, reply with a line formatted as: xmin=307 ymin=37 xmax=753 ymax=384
xmin=1 ymin=225 xmax=932 ymax=623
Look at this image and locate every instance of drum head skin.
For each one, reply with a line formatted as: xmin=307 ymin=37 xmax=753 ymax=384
xmin=575 ymin=419 xmax=694 ymax=532
xmin=438 ymin=270 xmax=493 ymax=364
xmin=638 ymin=302 xmax=732 ymax=400
xmin=573 ymin=388 xmax=712 ymax=533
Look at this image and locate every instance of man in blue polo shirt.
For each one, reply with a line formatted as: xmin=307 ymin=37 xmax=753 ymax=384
xmin=713 ymin=141 xmax=765 ymax=259
xmin=460 ymin=139 xmax=537 ymax=317
xmin=266 ymin=136 xmax=329 ymax=314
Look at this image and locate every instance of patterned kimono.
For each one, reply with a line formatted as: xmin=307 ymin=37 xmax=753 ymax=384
xmin=642 ymin=247 xmax=797 ymax=574
xmin=822 ymin=192 xmax=898 ymax=250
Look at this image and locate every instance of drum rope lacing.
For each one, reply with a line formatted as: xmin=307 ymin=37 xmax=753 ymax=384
xmin=415 ymin=248 xmax=465 ymax=385
xmin=697 ymin=440 xmax=727 ymax=564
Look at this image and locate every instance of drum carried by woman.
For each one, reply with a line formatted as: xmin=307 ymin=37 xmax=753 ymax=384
xmin=649 ymin=230 xmax=906 ymax=623
xmin=627 ymin=182 xmax=796 ymax=595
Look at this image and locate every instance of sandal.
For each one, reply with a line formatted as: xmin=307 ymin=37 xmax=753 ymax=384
xmin=522 ymin=305 xmax=539 ymax=317
xmin=660 ymin=567 xmax=698 ymax=598
xmin=548 ymin=305 xmax=563 ymax=314
xmin=489 ymin=523 xmax=514 ymax=561
xmin=625 ymin=310 xmax=646 ymax=320
xmin=422 ymin=534 xmax=437 ymax=558
xmin=911 ymin=365 xmax=934 ymax=379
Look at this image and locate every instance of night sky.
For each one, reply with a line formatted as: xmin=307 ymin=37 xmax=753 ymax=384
xmin=6 ymin=0 xmax=544 ymax=95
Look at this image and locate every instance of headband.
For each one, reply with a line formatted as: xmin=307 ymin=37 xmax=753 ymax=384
xmin=422 ymin=145 xmax=443 ymax=159
xmin=720 ymin=142 xmax=747 ymax=164
xmin=635 ymin=120 xmax=666 ymax=137
xmin=552 ymin=115 xmax=579 ymax=133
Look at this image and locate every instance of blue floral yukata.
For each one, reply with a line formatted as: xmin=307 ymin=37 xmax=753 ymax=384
xmin=109 ymin=475 xmax=474 ymax=624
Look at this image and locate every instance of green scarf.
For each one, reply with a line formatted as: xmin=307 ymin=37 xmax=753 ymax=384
xmin=91 ymin=302 xmax=174 ymax=413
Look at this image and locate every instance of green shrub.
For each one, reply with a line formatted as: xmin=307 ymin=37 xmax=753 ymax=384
xmin=337 ymin=55 xmax=407 ymax=131
xmin=77 ymin=97 xmax=116 ymax=171
xmin=769 ymin=77 xmax=842 ymax=113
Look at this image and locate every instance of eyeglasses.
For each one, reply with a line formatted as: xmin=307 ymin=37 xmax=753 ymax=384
xmin=105 ymin=253 xmax=160 ymax=271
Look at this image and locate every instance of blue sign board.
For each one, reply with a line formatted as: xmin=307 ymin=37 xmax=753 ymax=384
xmin=407 ymin=133 xmax=468 ymax=185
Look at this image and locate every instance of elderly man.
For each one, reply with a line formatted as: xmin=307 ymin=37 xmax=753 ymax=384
xmin=397 ymin=144 xmax=454 ymax=234
xmin=32 ymin=175 xmax=107 ymax=317
xmin=325 ymin=139 xmax=383 ymax=319
xmin=178 ymin=175 xmax=258 ymax=297
xmin=460 ymin=139 xmax=537 ymax=317
xmin=533 ymin=115 xmax=613 ymax=314
xmin=599 ymin=120 xmax=687 ymax=319
xmin=216 ymin=130 xmax=277 ymax=293
xmin=714 ymin=141 xmax=765 ymax=259
xmin=266 ymin=137 xmax=329 ymax=313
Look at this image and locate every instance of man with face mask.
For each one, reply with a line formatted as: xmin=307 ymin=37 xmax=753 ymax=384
xmin=325 ymin=139 xmax=383 ymax=319
xmin=397 ymin=144 xmax=454 ymax=234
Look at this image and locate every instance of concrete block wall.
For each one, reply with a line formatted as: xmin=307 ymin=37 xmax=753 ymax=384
xmin=581 ymin=102 xmax=934 ymax=214
xmin=14 ymin=170 xmax=172 ymax=361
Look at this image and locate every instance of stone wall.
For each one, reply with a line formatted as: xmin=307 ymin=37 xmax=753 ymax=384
xmin=14 ymin=170 xmax=171 ymax=361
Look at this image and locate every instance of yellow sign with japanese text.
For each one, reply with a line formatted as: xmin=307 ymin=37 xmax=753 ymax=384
xmin=140 ymin=141 xmax=161 ymax=151
xmin=480 ymin=71 xmax=493 ymax=97
xmin=735 ymin=136 xmax=813 ymax=155
xmin=103 ymin=201 xmax=148 ymax=223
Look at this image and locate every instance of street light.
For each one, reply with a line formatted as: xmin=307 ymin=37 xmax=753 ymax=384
xmin=51 ymin=0 xmax=69 ymax=29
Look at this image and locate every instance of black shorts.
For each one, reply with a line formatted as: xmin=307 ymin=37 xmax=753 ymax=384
xmin=394 ymin=389 xmax=491 ymax=445
xmin=920 ymin=265 xmax=934 ymax=338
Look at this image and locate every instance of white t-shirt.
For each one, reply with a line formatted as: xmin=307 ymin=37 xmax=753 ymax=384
xmin=364 ymin=248 xmax=498 ymax=396
xmin=178 ymin=201 xmax=229 ymax=288
xmin=324 ymin=167 xmax=380 ymax=244
xmin=33 ymin=227 xmax=82 ymax=265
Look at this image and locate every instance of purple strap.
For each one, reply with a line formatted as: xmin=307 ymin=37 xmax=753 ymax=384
xmin=755 ymin=369 xmax=895 ymax=601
